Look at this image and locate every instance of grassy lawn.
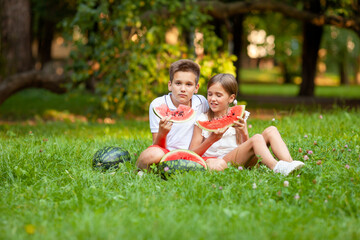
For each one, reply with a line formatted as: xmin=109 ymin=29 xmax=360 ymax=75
xmin=1 ymin=89 xmax=360 ymax=239
xmin=240 ymin=83 xmax=360 ymax=98
xmin=240 ymin=68 xmax=360 ymax=98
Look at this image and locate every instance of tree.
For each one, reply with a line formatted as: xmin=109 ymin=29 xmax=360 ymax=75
xmin=1 ymin=0 xmax=360 ymax=108
xmin=0 ymin=0 xmax=73 ymax=105
xmin=1 ymin=0 xmax=33 ymax=75
xmin=31 ymin=0 xmax=76 ymax=66
xmin=321 ymin=26 xmax=360 ymax=85
xmin=196 ymin=0 xmax=360 ymax=96
xmin=299 ymin=0 xmax=324 ymax=96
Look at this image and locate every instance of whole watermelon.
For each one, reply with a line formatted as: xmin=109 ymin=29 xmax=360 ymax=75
xmin=93 ymin=146 xmax=130 ymax=170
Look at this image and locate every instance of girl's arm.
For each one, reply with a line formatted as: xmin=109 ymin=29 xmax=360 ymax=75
xmin=189 ymin=125 xmax=226 ymax=156
xmin=234 ymin=117 xmax=249 ymax=144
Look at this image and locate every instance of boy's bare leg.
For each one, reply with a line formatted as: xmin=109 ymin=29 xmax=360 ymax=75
xmin=136 ymin=147 xmax=165 ymax=170
xmin=261 ymin=126 xmax=293 ymax=162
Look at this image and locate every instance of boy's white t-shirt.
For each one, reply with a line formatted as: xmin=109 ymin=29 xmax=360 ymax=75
xmin=195 ymin=110 xmax=250 ymax=158
xmin=149 ymin=93 xmax=209 ymax=151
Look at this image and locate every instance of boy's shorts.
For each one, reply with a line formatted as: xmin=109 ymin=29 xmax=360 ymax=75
xmin=148 ymin=145 xmax=170 ymax=154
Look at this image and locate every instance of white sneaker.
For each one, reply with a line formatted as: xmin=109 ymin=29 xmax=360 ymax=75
xmin=273 ymin=160 xmax=296 ymax=176
xmin=290 ymin=160 xmax=305 ymax=170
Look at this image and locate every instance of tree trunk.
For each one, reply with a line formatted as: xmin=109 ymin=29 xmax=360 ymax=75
xmin=212 ymin=18 xmax=227 ymax=52
xmin=38 ymin=18 xmax=55 ymax=67
xmin=0 ymin=0 xmax=33 ymax=76
xmin=0 ymin=70 xmax=68 ymax=105
xmin=231 ymin=14 xmax=244 ymax=93
xmin=298 ymin=0 xmax=323 ymax=96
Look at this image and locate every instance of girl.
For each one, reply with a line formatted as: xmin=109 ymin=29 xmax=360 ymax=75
xmin=189 ymin=73 xmax=304 ymax=176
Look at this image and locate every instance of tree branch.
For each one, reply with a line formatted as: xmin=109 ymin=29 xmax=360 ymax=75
xmin=0 ymin=70 xmax=68 ymax=105
xmin=197 ymin=1 xmax=360 ymax=36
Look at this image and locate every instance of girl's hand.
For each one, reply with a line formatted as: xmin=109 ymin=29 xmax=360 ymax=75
xmin=233 ymin=116 xmax=246 ymax=131
xmin=209 ymin=127 xmax=228 ymax=142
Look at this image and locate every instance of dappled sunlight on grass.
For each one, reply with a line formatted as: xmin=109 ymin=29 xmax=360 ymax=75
xmin=241 ymin=67 xmax=358 ymax=87
xmin=43 ymin=109 xmax=88 ymax=123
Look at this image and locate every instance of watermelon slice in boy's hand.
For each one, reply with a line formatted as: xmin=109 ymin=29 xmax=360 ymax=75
xmin=197 ymin=105 xmax=246 ymax=132
xmin=153 ymin=104 xmax=195 ymax=123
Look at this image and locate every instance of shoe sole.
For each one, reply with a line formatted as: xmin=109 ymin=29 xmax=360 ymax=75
xmin=288 ymin=162 xmax=305 ymax=175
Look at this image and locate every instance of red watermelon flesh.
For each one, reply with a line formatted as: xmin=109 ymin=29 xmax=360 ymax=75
xmin=160 ymin=149 xmax=207 ymax=169
xmin=153 ymin=104 xmax=195 ymax=123
xmin=197 ymin=105 xmax=246 ymax=132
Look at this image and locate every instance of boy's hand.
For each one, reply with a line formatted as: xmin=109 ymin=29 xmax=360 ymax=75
xmin=158 ymin=116 xmax=173 ymax=135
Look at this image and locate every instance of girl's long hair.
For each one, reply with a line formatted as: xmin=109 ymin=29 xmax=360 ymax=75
xmin=207 ymin=73 xmax=241 ymax=144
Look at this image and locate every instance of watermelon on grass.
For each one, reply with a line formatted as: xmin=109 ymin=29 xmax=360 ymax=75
xmin=93 ymin=146 xmax=130 ymax=170
xmin=197 ymin=105 xmax=246 ymax=132
xmin=153 ymin=104 xmax=195 ymax=123
xmin=158 ymin=149 xmax=207 ymax=177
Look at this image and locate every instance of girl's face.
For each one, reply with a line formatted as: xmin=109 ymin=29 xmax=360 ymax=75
xmin=207 ymin=82 xmax=235 ymax=117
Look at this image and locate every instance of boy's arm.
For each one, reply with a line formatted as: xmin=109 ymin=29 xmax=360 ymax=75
xmin=152 ymin=133 xmax=166 ymax=148
xmin=152 ymin=116 xmax=172 ymax=148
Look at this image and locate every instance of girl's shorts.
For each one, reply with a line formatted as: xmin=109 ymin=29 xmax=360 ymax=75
xmin=202 ymin=156 xmax=216 ymax=161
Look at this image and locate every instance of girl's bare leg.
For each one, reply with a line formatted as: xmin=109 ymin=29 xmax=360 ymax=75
xmin=205 ymin=158 xmax=228 ymax=171
xmin=223 ymin=134 xmax=278 ymax=169
xmin=262 ymin=126 xmax=293 ymax=162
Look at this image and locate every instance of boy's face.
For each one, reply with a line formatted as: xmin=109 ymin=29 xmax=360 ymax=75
xmin=168 ymin=71 xmax=199 ymax=107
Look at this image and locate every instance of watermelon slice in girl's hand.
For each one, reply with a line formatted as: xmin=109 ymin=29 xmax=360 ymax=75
xmin=153 ymin=104 xmax=195 ymax=123
xmin=197 ymin=105 xmax=246 ymax=132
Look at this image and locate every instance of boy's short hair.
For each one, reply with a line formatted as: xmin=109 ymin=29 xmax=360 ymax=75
xmin=169 ymin=59 xmax=200 ymax=84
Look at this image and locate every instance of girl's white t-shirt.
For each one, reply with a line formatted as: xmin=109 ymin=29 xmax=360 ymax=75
xmin=195 ymin=110 xmax=250 ymax=158
xmin=149 ymin=93 xmax=209 ymax=151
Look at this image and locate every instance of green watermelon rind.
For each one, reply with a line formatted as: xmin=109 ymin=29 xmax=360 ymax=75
xmin=160 ymin=149 xmax=207 ymax=169
xmin=158 ymin=159 xmax=206 ymax=176
xmin=153 ymin=104 xmax=196 ymax=123
xmin=92 ymin=146 xmax=130 ymax=170
xmin=197 ymin=105 xmax=246 ymax=132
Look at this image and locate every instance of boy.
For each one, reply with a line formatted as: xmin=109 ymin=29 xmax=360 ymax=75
xmin=136 ymin=59 xmax=209 ymax=170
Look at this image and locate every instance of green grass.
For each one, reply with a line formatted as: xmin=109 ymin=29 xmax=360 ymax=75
xmin=0 ymin=89 xmax=104 ymax=120
xmin=240 ymin=83 xmax=360 ymax=98
xmin=1 ymin=90 xmax=360 ymax=239
xmin=240 ymin=68 xmax=283 ymax=83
